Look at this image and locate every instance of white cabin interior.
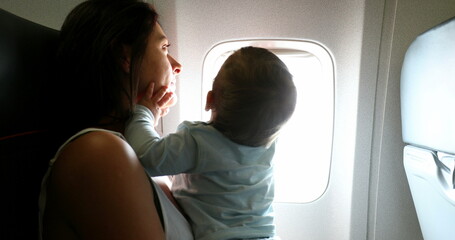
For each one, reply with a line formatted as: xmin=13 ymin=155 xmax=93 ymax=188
xmin=2 ymin=0 xmax=454 ymax=239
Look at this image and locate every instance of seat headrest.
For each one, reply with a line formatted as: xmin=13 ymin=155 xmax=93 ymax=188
xmin=401 ymin=17 xmax=455 ymax=154
xmin=0 ymin=9 xmax=59 ymax=139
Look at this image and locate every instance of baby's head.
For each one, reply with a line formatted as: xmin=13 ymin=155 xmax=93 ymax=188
xmin=206 ymin=46 xmax=297 ymax=147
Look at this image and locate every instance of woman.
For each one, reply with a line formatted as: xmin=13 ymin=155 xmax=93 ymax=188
xmin=38 ymin=0 xmax=192 ymax=239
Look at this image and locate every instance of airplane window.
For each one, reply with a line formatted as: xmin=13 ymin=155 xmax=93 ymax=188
xmin=202 ymin=40 xmax=334 ymax=203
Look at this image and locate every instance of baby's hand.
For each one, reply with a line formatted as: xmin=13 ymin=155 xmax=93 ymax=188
xmin=138 ymin=82 xmax=175 ymax=127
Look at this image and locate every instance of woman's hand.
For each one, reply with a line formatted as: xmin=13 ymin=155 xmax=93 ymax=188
xmin=138 ymin=82 xmax=175 ymax=126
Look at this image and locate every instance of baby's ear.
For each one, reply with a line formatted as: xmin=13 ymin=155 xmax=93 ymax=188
xmin=205 ymin=90 xmax=214 ymax=111
xmin=121 ymin=45 xmax=131 ymax=73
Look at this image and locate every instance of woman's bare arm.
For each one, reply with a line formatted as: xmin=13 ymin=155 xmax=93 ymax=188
xmin=48 ymin=131 xmax=165 ymax=240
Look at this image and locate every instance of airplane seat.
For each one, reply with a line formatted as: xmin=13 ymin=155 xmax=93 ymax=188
xmin=400 ymin=16 xmax=455 ymax=240
xmin=0 ymin=9 xmax=60 ymax=239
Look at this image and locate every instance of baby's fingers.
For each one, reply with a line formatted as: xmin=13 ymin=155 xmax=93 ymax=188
xmin=145 ymin=81 xmax=155 ymax=100
xmin=161 ymin=107 xmax=170 ymax=117
xmin=152 ymin=86 xmax=169 ymax=104
xmin=157 ymin=92 xmax=174 ymax=108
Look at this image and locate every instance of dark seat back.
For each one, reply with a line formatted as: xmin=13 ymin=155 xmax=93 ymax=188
xmin=0 ymin=9 xmax=59 ymax=239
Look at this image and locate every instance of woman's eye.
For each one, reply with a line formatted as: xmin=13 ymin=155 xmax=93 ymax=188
xmin=162 ymin=43 xmax=171 ymax=49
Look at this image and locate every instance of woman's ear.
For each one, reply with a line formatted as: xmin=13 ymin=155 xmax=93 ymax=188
xmin=205 ymin=90 xmax=214 ymax=111
xmin=121 ymin=45 xmax=131 ymax=74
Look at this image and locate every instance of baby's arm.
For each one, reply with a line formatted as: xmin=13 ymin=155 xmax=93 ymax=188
xmin=125 ymin=107 xmax=199 ymax=176
xmin=124 ymin=108 xmax=200 ymax=176
xmin=138 ymin=82 xmax=175 ymax=126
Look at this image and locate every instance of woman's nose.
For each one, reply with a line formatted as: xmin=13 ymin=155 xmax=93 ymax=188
xmin=168 ymin=55 xmax=182 ymax=75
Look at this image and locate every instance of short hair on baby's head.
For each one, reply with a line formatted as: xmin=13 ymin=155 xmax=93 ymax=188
xmin=211 ymin=46 xmax=297 ymax=147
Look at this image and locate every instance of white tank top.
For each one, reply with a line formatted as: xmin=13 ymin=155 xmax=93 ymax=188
xmin=38 ymin=128 xmax=193 ymax=240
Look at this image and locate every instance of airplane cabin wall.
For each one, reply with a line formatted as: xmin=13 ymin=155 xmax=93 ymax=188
xmin=370 ymin=0 xmax=455 ymax=239
xmin=0 ymin=0 xmax=81 ymax=30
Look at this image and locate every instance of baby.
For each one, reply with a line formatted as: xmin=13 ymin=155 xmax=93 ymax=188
xmin=126 ymin=46 xmax=297 ymax=240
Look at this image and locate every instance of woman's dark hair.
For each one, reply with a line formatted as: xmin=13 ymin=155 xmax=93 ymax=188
xmin=212 ymin=46 xmax=297 ymax=147
xmin=53 ymin=0 xmax=158 ymax=135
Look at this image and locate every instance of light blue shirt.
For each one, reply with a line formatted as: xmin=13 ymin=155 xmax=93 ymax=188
xmin=125 ymin=105 xmax=276 ymax=240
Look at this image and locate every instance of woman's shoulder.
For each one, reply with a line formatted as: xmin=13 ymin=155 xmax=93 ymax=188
xmin=55 ymin=130 xmax=138 ymax=177
xmin=47 ymin=130 xmax=165 ymax=239
xmin=69 ymin=129 xmax=129 ymax=153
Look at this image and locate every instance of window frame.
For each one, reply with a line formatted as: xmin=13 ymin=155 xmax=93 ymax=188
xmin=201 ymin=39 xmax=335 ymax=203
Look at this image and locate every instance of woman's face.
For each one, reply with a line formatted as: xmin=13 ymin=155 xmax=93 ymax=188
xmin=137 ymin=23 xmax=181 ymax=105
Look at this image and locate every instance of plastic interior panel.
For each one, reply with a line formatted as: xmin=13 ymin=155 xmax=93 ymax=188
xmin=400 ymin=17 xmax=455 ymax=154
xmin=403 ymin=145 xmax=455 ymax=240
